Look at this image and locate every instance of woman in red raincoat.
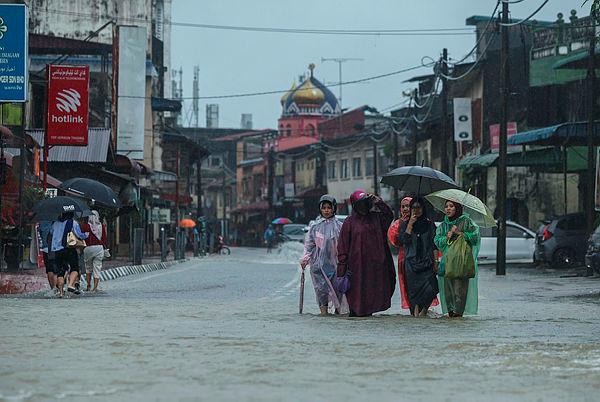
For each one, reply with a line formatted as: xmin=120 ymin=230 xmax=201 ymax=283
xmin=388 ymin=197 xmax=439 ymax=312
xmin=336 ymin=190 xmax=396 ymax=317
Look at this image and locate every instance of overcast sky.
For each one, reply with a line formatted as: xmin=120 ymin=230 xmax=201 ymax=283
xmin=171 ymin=0 xmax=587 ymax=130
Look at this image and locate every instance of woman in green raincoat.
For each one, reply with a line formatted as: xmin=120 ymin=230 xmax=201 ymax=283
xmin=434 ymin=200 xmax=480 ymax=317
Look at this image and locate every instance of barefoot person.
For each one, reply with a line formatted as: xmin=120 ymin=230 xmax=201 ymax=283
xmin=434 ymin=200 xmax=481 ymax=317
xmin=396 ymin=198 xmax=439 ymax=317
xmin=336 ymin=190 xmax=396 ymax=317
xmin=300 ymin=195 xmax=343 ymax=315
xmin=80 ymin=211 xmax=107 ymax=292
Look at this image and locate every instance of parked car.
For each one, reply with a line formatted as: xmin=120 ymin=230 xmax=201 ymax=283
xmin=280 ymin=224 xmax=307 ymax=243
xmin=432 ymin=220 xmax=535 ymax=265
xmin=535 ymin=213 xmax=587 ymax=268
xmin=585 ymin=224 xmax=600 ymax=275
xmin=477 ymin=221 xmax=536 ymax=265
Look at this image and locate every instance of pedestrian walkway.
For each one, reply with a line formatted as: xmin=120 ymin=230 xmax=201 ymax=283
xmin=0 ymin=252 xmax=194 ymax=295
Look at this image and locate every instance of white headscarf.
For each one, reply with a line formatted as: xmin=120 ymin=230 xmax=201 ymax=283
xmin=89 ymin=210 xmax=103 ymax=240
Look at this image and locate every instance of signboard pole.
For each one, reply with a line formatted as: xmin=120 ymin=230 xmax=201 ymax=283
xmin=43 ymin=65 xmax=49 ymax=191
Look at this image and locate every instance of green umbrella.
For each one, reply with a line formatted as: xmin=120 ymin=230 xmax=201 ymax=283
xmin=425 ymin=189 xmax=496 ymax=228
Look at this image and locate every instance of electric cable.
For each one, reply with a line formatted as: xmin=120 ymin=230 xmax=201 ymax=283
xmin=498 ymin=0 xmax=550 ymax=27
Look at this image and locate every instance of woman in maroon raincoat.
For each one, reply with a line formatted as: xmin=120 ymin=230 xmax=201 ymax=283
xmin=336 ymin=190 xmax=396 ymax=317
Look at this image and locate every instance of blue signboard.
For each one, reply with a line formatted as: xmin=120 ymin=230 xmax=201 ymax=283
xmin=0 ymin=4 xmax=27 ymax=102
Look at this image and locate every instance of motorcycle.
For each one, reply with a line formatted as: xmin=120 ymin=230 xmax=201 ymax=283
xmin=215 ymin=235 xmax=231 ymax=255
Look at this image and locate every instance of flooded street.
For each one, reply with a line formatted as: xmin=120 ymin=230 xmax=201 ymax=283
xmin=1 ymin=246 xmax=600 ymax=401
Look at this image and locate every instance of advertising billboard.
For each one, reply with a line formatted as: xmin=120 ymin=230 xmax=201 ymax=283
xmin=0 ymin=4 xmax=28 ymax=102
xmin=453 ymin=98 xmax=472 ymax=142
xmin=117 ymin=25 xmax=147 ymax=160
xmin=47 ymin=65 xmax=90 ymax=146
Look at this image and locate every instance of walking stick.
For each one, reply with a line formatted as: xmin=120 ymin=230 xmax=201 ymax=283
xmin=299 ymin=268 xmax=305 ymax=314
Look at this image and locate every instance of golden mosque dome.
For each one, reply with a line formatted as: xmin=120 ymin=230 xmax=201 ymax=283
xmin=280 ymin=81 xmax=297 ymax=105
xmin=292 ymin=78 xmax=325 ymax=105
xmin=281 ymin=63 xmax=341 ymax=116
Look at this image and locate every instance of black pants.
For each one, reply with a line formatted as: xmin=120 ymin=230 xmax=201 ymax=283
xmin=55 ymin=248 xmax=80 ymax=277
xmin=43 ymin=252 xmax=57 ymax=274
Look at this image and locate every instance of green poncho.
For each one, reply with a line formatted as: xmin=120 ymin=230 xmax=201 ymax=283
xmin=434 ymin=213 xmax=481 ymax=315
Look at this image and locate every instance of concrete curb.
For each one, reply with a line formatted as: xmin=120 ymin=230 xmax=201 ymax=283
xmin=99 ymin=259 xmax=189 ymax=282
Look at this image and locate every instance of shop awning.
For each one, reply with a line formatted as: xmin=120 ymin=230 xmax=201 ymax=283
xmin=552 ymin=49 xmax=600 ymax=70
xmin=459 ymin=147 xmax=589 ymax=172
xmin=28 ymin=128 xmax=111 ymax=162
xmin=507 ymin=122 xmax=600 ymax=146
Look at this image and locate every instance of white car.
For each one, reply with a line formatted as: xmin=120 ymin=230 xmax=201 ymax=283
xmin=434 ymin=220 xmax=536 ymax=264
xmin=477 ymin=221 xmax=536 ymax=264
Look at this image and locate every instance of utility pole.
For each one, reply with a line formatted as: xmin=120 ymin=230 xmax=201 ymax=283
xmin=193 ymin=65 xmax=199 ymax=128
xmin=586 ymin=28 xmax=596 ymax=236
xmin=372 ymin=140 xmax=379 ymax=195
xmin=411 ymin=90 xmax=418 ymax=165
xmin=321 ymin=57 xmax=363 ymax=112
xmin=267 ymin=146 xmax=275 ymax=215
xmin=496 ymin=1 xmax=509 ymax=276
xmin=221 ymin=166 xmax=226 ymax=237
xmin=196 ymin=157 xmax=203 ymax=219
xmin=393 ymin=117 xmax=399 ymax=212
xmin=440 ymin=48 xmax=449 ymax=175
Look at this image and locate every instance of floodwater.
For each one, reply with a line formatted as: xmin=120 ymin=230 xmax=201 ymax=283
xmin=1 ymin=245 xmax=599 ymax=401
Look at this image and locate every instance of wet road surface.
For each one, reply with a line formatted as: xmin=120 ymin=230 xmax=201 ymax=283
xmin=1 ymin=246 xmax=599 ymax=401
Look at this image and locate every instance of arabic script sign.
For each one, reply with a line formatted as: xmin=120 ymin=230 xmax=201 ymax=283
xmin=0 ymin=4 xmax=28 ymax=102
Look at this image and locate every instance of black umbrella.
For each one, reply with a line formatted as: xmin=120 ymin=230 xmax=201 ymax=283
xmin=380 ymin=166 xmax=459 ymax=195
xmin=59 ymin=177 xmax=121 ymax=209
xmin=33 ymin=196 xmax=91 ymax=222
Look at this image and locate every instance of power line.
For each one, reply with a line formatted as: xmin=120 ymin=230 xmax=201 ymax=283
xmin=33 ymin=8 xmax=477 ymax=36
xmin=118 ymin=64 xmax=426 ymax=101
xmin=498 ymin=0 xmax=550 ymax=26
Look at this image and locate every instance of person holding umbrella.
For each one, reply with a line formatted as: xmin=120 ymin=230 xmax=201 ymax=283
xmin=300 ymin=195 xmax=344 ymax=315
xmin=433 ymin=200 xmax=481 ymax=317
xmin=51 ymin=211 xmax=89 ymax=297
xmin=388 ymin=197 xmax=440 ymax=313
xmin=336 ymin=190 xmax=396 ymax=317
xmin=395 ymin=198 xmax=439 ymax=317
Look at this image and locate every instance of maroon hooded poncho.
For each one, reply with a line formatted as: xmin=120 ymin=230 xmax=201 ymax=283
xmin=336 ymin=198 xmax=396 ymax=316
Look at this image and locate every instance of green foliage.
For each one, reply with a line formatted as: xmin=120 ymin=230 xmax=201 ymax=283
xmin=584 ymin=0 xmax=600 ymax=23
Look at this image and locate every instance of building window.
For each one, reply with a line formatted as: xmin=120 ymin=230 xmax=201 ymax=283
xmin=352 ymin=157 xmax=362 ymax=177
xmin=305 ymin=124 xmax=315 ymax=137
xmin=340 ymin=159 xmax=348 ymax=179
xmin=365 ymin=156 xmax=374 ymax=176
xmin=328 ymin=160 xmax=337 ymax=179
xmin=286 ymin=124 xmax=292 ymax=137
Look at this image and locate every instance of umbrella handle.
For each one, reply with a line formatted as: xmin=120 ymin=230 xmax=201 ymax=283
xmin=299 ymin=270 xmax=305 ymax=314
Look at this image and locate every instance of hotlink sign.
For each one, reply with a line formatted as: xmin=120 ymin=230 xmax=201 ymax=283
xmin=0 ymin=4 xmax=28 ymax=102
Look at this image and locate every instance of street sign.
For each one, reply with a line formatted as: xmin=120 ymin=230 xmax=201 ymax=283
xmin=0 ymin=4 xmax=28 ymax=102
xmin=151 ymin=208 xmax=171 ymax=224
xmin=47 ymin=65 xmax=90 ymax=146
xmin=453 ymin=98 xmax=472 ymax=142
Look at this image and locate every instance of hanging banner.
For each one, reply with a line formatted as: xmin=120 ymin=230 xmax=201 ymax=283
xmin=0 ymin=4 xmax=28 ymax=102
xmin=117 ymin=25 xmax=147 ymax=160
xmin=453 ymin=98 xmax=472 ymax=142
xmin=46 ymin=65 xmax=90 ymax=146
xmin=490 ymin=122 xmax=518 ymax=151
